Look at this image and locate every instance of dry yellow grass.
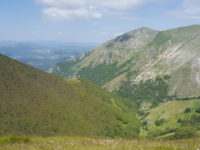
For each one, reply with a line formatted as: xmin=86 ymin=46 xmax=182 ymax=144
xmin=0 ymin=137 xmax=200 ymax=150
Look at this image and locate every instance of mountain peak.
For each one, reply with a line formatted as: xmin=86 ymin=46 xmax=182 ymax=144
xmin=132 ymin=27 xmax=157 ymax=32
xmin=138 ymin=27 xmax=154 ymax=31
xmin=52 ymin=24 xmax=200 ymax=98
xmin=105 ymin=27 xmax=158 ymax=49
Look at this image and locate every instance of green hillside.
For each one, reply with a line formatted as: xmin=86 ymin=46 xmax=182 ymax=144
xmin=140 ymin=99 xmax=200 ymax=139
xmin=51 ymin=25 xmax=200 ymax=107
xmin=0 ymin=54 xmax=139 ymax=137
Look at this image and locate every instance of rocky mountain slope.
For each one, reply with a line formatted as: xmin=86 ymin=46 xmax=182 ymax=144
xmin=0 ymin=54 xmax=139 ymax=137
xmin=51 ymin=25 xmax=200 ymax=101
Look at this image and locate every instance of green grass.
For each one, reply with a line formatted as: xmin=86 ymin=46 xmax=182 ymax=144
xmin=0 ymin=137 xmax=199 ymax=150
xmin=153 ymin=32 xmax=171 ymax=46
xmin=0 ymin=54 xmax=139 ymax=138
xmin=0 ymin=137 xmax=30 ymax=145
xmin=141 ymin=100 xmax=200 ymax=138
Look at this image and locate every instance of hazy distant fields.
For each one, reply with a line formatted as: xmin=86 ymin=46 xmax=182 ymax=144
xmin=0 ymin=137 xmax=200 ymax=150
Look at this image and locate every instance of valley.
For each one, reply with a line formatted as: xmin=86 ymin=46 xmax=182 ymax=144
xmin=50 ymin=25 xmax=200 ymax=139
xmin=1 ymin=25 xmax=200 ymax=149
xmin=2 ymin=0 xmax=200 ymax=149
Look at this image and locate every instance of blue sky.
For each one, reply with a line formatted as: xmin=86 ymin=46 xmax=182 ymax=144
xmin=0 ymin=0 xmax=200 ymax=43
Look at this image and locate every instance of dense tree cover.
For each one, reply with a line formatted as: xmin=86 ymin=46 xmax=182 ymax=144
xmin=117 ymin=76 xmax=169 ymax=107
xmin=196 ymin=108 xmax=200 ymax=113
xmin=184 ymin=108 xmax=191 ymax=113
xmin=77 ymin=59 xmax=134 ymax=86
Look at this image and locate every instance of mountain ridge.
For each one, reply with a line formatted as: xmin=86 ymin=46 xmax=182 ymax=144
xmin=51 ymin=25 xmax=200 ymax=100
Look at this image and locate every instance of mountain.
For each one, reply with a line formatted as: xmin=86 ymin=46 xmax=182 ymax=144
xmin=0 ymin=54 xmax=139 ymax=137
xmin=0 ymin=41 xmax=97 ymax=71
xmin=51 ymin=25 xmax=200 ymax=107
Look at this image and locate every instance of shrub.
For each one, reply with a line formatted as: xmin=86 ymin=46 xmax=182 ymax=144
xmin=143 ymin=121 xmax=148 ymax=126
xmin=9 ymin=137 xmax=30 ymax=143
xmin=155 ymin=119 xmax=164 ymax=126
xmin=173 ymin=126 xmax=198 ymax=139
xmin=163 ymin=75 xmax=171 ymax=80
xmin=184 ymin=108 xmax=191 ymax=113
xmin=148 ymin=129 xmax=164 ymax=137
xmin=195 ymin=108 xmax=200 ymax=113
xmin=0 ymin=137 xmax=30 ymax=145
xmin=190 ymin=114 xmax=200 ymax=124
xmin=177 ymin=119 xmax=182 ymax=123
xmin=138 ymin=111 xmax=145 ymax=116
xmin=148 ymin=128 xmax=176 ymax=138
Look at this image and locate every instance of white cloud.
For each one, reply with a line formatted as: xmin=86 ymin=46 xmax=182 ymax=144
xmin=167 ymin=0 xmax=200 ymax=19
xmin=113 ymin=33 xmax=123 ymax=37
xmin=97 ymin=0 xmax=147 ymax=10
xmin=36 ymin=0 xmax=155 ymax=21
xmin=99 ymin=32 xmax=107 ymax=35
xmin=43 ymin=7 xmax=102 ymax=21
xmin=36 ymin=0 xmax=88 ymax=8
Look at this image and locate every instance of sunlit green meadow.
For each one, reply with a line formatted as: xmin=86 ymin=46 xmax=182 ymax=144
xmin=0 ymin=137 xmax=200 ymax=150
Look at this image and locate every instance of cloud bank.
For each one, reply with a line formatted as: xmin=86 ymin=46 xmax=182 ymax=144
xmin=168 ymin=0 xmax=200 ymax=19
xmin=36 ymin=0 xmax=152 ymax=21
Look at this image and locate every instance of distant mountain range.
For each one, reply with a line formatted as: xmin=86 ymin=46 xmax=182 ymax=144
xmin=0 ymin=41 xmax=98 ymax=71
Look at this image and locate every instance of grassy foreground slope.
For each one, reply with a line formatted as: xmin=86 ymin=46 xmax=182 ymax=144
xmin=0 ymin=54 xmax=139 ymax=137
xmin=0 ymin=136 xmax=200 ymax=150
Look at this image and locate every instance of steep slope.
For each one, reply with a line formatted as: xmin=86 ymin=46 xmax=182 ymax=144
xmin=51 ymin=25 xmax=200 ymax=104
xmin=0 ymin=54 xmax=139 ymax=137
xmin=51 ymin=27 xmax=158 ymax=87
